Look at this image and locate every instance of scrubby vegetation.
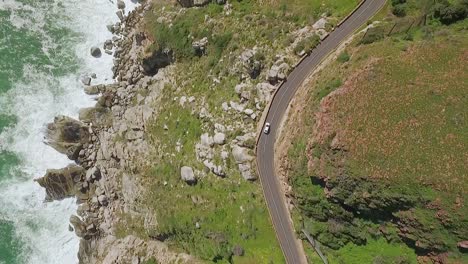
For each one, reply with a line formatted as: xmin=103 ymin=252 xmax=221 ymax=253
xmin=285 ymin=1 xmax=468 ymax=262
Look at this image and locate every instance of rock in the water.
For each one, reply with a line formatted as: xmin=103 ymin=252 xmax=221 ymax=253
xmin=90 ymin=46 xmax=102 ymax=58
xmin=35 ymin=165 xmax=86 ymax=201
xmin=117 ymin=0 xmax=126 ymax=9
xmin=181 ymin=166 xmax=197 ymax=185
xmin=45 ymin=116 xmax=90 ymax=160
xmin=81 ymin=76 xmax=92 ymax=86
xmin=116 ymin=10 xmax=124 ymax=21
xmin=104 ymin=39 xmax=113 ymax=50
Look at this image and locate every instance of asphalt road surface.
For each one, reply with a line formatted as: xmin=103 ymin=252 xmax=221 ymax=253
xmin=256 ymin=1 xmax=387 ymax=263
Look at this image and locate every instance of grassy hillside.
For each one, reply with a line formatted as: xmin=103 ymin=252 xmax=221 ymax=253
xmin=114 ymin=0 xmax=362 ymax=263
xmin=284 ymin=1 xmax=468 ymax=263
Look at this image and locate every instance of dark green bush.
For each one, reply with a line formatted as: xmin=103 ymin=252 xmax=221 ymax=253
xmin=337 ymin=51 xmax=350 ymax=63
xmin=392 ymin=4 xmax=407 ymax=17
xmin=431 ymin=0 xmax=468 ymax=25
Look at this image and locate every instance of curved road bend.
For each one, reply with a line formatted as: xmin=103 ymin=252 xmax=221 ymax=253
xmin=256 ymin=1 xmax=387 ymax=263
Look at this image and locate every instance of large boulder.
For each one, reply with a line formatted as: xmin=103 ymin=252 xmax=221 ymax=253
xmin=213 ymin=133 xmax=226 ymax=145
xmin=201 ymin=133 xmax=214 ymax=147
xmin=45 ymin=116 xmax=90 ymax=160
xmin=232 ymin=145 xmax=254 ymax=163
xmin=35 ymin=165 xmax=86 ymax=201
xmin=256 ymin=82 xmax=276 ymax=103
xmin=181 ymin=166 xmax=197 ymax=185
xmin=238 ymin=163 xmax=256 ymax=181
xmin=90 ymin=46 xmax=102 ymax=58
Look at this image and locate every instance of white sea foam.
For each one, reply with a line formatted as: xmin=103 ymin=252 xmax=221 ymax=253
xmin=0 ymin=0 xmax=138 ymax=263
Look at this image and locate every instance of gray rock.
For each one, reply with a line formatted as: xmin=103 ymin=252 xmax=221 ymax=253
xmin=70 ymin=215 xmax=86 ymax=238
xmin=104 ymin=39 xmax=113 ymax=50
xmin=267 ymin=68 xmax=279 ymax=84
xmin=192 ymin=37 xmax=209 ymax=56
xmin=35 ymin=165 xmax=86 ymax=201
xmin=44 ymin=116 xmax=90 ymax=160
xmin=84 ymin=85 xmax=101 ymax=95
xmin=232 ymin=145 xmax=254 ymax=163
xmin=181 ymin=166 xmax=197 ymax=185
xmin=256 ymin=82 xmax=276 ymax=102
xmin=201 ymin=133 xmax=214 ymax=147
xmin=213 ymin=165 xmax=226 ymax=177
xmin=86 ymin=166 xmax=101 ymax=182
xmin=81 ymin=76 xmax=92 ymax=86
xmin=221 ymin=151 xmax=229 ymax=160
xmin=238 ymin=163 xmax=256 ymax=181
xmin=313 ymin=17 xmax=328 ymax=30
xmin=222 ymin=102 xmax=230 ymax=111
xmin=98 ymin=195 xmax=108 ymax=206
xmin=116 ymin=10 xmax=124 ymax=21
xmin=117 ymin=0 xmax=126 ymax=9
xmin=106 ymin=24 xmax=115 ymax=33
xmin=244 ymin=109 xmax=254 ymax=115
xmin=213 ymin=133 xmax=226 ymax=145
xmin=90 ymin=46 xmax=101 ymax=58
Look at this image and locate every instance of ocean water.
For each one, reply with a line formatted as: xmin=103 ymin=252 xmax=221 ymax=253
xmin=0 ymin=1 xmax=137 ymax=263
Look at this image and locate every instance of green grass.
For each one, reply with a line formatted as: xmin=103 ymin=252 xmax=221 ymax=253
xmin=330 ymin=238 xmax=418 ymax=264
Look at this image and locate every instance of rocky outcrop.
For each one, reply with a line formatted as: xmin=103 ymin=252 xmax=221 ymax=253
xmin=35 ymin=165 xmax=86 ymax=201
xmin=142 ymin=48 xmax=174 ymax=75
xmin=79 ymin=235 xmax=196 ymax=264
xmin=44 ymin=116 xmax=90 ymax=160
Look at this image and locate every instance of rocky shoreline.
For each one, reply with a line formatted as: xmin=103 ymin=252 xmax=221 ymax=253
xmin=36 ymin=3 xmax=195 ymax=263
xmin=34 ymin=0 xmax=341 ymax=262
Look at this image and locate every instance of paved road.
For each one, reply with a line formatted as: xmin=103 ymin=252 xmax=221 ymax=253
xmin=256 ymin=1 xmax=387 ymax=263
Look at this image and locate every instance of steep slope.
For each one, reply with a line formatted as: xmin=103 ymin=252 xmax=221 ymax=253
xmin=278 ymin=1 xmax=468 ymax=263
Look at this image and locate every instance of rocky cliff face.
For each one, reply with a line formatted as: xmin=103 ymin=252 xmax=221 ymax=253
xmin=37 ymin=4 xmax=197 ymax=264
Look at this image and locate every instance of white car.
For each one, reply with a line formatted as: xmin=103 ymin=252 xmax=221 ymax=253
xmin=263 ymin=122 xmax=271 ymax=134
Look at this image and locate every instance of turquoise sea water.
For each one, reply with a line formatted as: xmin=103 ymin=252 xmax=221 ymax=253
xmin=0 ymin=1 xmax=136 ymax=263
xmin=0 ymin=1 xmax=79 ymax=263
